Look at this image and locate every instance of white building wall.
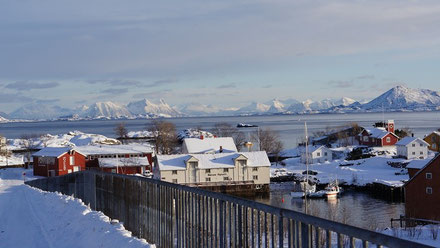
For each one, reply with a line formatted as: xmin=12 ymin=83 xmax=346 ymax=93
xmin=301 ymin=147 xmax=332 ymax=164
xmin=404 ymin=141 xmax=428 ymax=159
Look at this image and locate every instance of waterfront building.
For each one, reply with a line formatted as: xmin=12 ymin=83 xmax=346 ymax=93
xmin=404 ymin=154 xmax=440 ymax=221
xmin=395 ymin=136 xmax=429 ymax=160
xmin=154 ymin=151 xmax=270 ymax=193
xmin=357 ymin=120 xmax=399 ymax=147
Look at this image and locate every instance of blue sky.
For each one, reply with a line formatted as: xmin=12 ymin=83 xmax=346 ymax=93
xmin=1 ymin=0 xmax=440 ymax=112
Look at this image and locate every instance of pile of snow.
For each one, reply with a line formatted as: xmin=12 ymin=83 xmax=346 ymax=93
xmin=383 ymin=225 xmax=440 ymax=247
xmin=177 ymin=129 xmax=214 ymax=140
xmin=0 ymin=168 xmax=152 ymax=248
xmin=7 ymin=131 xmax=121 ymax=151
xmin=127 ymin=131 xmax=155 ymax=138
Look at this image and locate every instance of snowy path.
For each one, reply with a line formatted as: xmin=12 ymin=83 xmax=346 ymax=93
xmin=0 ymin=168 xmax=153 ymax=248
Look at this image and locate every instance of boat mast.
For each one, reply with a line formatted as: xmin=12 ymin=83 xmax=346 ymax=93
xmin=305 ymin=121 xmax=309 ymax=211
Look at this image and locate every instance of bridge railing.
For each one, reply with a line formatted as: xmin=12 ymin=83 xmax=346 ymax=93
xmin=25 ymin=171 xmax=433 ymax=248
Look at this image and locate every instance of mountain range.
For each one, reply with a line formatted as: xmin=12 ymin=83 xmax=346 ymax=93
xmin=2 ymin=86 xmax=440 ymax=121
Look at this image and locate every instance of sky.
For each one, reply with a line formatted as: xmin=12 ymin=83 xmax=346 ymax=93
xmin=1 ymin=0 xmax=440 ymax=113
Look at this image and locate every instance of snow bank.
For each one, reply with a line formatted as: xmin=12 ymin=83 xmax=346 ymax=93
xmin=177 ymin=129 xmax=214 ymax=140
xmin=7 ymin=131 xmax=121 ymax=151
xmin=382 ymin=225 xmax=440 ymax=247
xmin=0 ymin=168 xmax=153 ymax=248
xmin=0 ymin=154 xmax=24 ymax=167
xmin=127 ymin=131 xmax=155 ymax=138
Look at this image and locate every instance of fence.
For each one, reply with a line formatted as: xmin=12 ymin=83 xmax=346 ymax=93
xmin=25 ymin=171 xmax=433 ymax=248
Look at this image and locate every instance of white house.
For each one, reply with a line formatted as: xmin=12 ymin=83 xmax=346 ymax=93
xmin=300 ymin=145 xmax=332 ymax=164
xmin=181 ymin=137 xmax=237 ymax=154
xmin=396 ymin=136 xmax=429 ymax=160
xmin=154 ymin=151 xmax=270 ymax=189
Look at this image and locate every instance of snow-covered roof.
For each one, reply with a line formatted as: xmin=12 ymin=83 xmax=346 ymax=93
xmin=396 ymin=136 xmax=429 ymax=146
xmin=75 ymin=144 xmax=153 ymax=156
xmin=183 ymin=137 xmax=237 ymax=154
xmin=156 ymin=151 xmax=270 ymax=171
xmin=301 ymin=145 xmax=329 ymax=154
xmin=406 ymin=159 xmax=430 ymax=169
xmin=33 ymin=147 xmax=77 ymax=158
xmin=98 ymin=157 xmax=150 ymax=168
xmin=360 ymin=127 xmax=399 ymax=139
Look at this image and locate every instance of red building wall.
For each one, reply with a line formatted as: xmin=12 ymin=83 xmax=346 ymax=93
xmin=358 ymin=131 xmax=398 ymax=147
xmin=405 ymin=155 xmax=440 ymax=221
xmin=33 ymin=151 xmax=86 ymax=177
xmin=381 ymin=133 xmax=399 ymax=146
xmin=100 ymin=166 xmax=142 ymax=175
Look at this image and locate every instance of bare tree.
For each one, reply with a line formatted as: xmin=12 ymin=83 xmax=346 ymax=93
xmin=114 ymin=122 xmax=128 ymax=138
xmin=20 ymin=133 xmax=40 ymax=168
xmin=211 ymin=122 xmax=246 ymax=150
xmin=147 ymin=120 xmax=178 ymax=155
xmin=252 ymin=127 xmax=284 ymax=156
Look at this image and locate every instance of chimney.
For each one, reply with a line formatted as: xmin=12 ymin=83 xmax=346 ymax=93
xmin=200 ymin=135 xmax=204 ymax=140
xmin=219 ymin=146 xmax=223 ymax=153
xmin=412 ymin=133 xmax=414 ymax=137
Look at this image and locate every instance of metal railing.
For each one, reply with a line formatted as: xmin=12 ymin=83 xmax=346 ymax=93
xmin=25 ymin=171 xmax=433 ymax=248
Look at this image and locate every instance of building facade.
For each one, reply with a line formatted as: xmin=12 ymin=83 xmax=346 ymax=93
xmin=155 ymin=151 xmax=270 ymax=192
xmin=98 ymin=157 xmax=150 ymax=174
xmin=424 ymin=131 xmax=440 ymax=152
xmin=33 ymin=147 xmax=86 ymax=177
xmin=396 ymin=137 xmax=429 ymax=160
xmin=405 ymin=154 xmax=440 ymax=221
xmin=300 ymin=145 xmax=332 ymax=164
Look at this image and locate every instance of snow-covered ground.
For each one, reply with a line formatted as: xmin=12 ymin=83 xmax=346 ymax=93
xmin=0 ymin=168 xmax=153 ymax=248
xmin=273 ymin=146 xmax=434 ymax=187
xmin=383 ymin=225 xmax=440 ymax=247
xmin=0 ymin=154 xmax=24 ymax=167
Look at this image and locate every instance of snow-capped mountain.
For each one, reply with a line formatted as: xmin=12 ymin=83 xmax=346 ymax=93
xmin=267 ymin=99 xmax=286 ymax=113
xmin=0 ymin=115 xmax=9 ymax=123
xmin=79 ymin=101 xmax=132 ymax=119
xmin=9 ymin=104 xmax=74 ymax=120
xmin=362 ymin=85 xmax=440 ymax=111
xmin=178 ymin=103 xmax=236 ymax=116
xmin=127 ymin=98 xmax=182 ymax=118
xmin=286 ymin=97 xmax=356 ymax=113
xmin=236 ymin=102 xmax=270 ymax=115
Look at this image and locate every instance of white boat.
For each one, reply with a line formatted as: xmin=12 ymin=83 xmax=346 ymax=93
xmin=324 ymin=182 xmax=340 ymax=198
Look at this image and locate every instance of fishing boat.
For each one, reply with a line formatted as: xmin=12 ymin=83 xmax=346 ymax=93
xmin=324 ymin=181 xmax=340 ymax=198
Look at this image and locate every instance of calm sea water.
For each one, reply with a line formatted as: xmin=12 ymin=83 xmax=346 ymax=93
xmin=249 ymin=182 xmax=404 ymax=230
xmin=1 ymin=111 xmax=439 ymax=148
xmin=1 ymin=111 xmax=437 ymax=229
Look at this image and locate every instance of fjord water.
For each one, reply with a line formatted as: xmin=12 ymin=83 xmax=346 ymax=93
xmin=1 ymin=111 xmax=439 ymax=148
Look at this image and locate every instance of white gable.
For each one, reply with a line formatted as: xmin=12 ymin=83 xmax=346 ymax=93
xmin=396 ymin=137 xmax=429 ymax=147
xmin=182 ymin=137 xmax=237 ymax=154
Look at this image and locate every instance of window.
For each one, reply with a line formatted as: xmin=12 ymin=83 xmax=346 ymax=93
xmin=412 ymin=144 xmax=416 ymax=147
xmin=223 ymin=177 xmax=229 ymax=181
xmin=324 ymin=152 xmax=328 ymax=156
xmin=172 ymin=170 xmax=177 ymax=175
xmin=420 ymin=151 xmax=423 ymax=155
xmin=386 ymin=137 xmax=391 ymax=143
xmin=253 ymin=175 xmax=258 ymax=180
xmin=223 ymin=168 xmax=229 ymax=173
xmin=412 ymin=152 xmax=416 ymax=155
xmin=189 ymin=161 xmax=198 ymax=168
xmin=433 ymin=144 xmax=437 ymax=149
xmin=70 ymin=156 xmax=75 ymax=165
xmin=172 ymin=179 xmax=178 ymax=183
xmin=363 ymin=136 xmax=368 ymax=142
xmin=206 ymin=169 xmax=211 ymax=173
xmin=426 ymin=187 xmax=433 ymax=194
xmin=252 ymin=168 xmax=258 ymax=172
xmin=237 ymin=160 xmax=247 ymax=166
xmin=206 ymin=177 xmax=211 ymax=182
xmin=317 ymin=152 xmax=321 ymax=156
xmin=420 ymin=143 xmax=423 ymax=147
xmin=426 ymin=173 xmax=432 ymax=179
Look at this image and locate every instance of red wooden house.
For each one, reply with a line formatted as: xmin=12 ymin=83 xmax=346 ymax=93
xmin=33 ymin=147 xmax=86 ymax=177
xmin=357 ymin=120 xmax=399 ymax=146
xmin=404 ymin=154 xmax=440 ymax=221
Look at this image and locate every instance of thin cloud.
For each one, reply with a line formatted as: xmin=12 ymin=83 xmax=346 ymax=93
xmin=0 ymin=92 xmax=34 ymax=103
xmin=328 ymin=80 xmax=354 ymax=88
xmin=101 ymin=88 xmax=129 ymax=94
xmin=217 ymin=83 xmax=236 ymax=89
xmin=5 ymin=81 xmax=60 ymax=91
